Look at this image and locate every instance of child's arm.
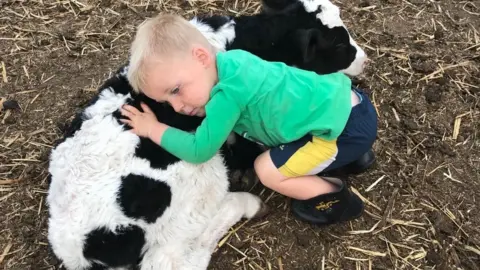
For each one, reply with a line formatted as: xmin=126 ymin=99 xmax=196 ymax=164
xmin=159 ymin=90 xmax=240 ymax=163
xmin=121 ymin=90 xmax=241 ymax=164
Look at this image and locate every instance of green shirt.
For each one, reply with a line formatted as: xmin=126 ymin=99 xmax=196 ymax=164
xmin=160 ymin=49 xmax=352 ymax=164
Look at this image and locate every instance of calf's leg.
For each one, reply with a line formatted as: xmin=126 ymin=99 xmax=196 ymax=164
xmin=139 ymin=246 xmax=177 ymax=270
xmin=183 ymin=192 xmax=269 ymax=269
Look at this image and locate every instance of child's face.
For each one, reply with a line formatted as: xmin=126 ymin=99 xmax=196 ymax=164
xmin=142 ymin=45 xmax=217 ymax=117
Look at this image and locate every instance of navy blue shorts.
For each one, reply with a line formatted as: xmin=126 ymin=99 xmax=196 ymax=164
xmin=270 ymin=87 xmax=378 ymax=177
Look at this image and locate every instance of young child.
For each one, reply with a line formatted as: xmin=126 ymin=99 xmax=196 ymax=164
xmin=120 ymin=13 xmax=378 ymax=225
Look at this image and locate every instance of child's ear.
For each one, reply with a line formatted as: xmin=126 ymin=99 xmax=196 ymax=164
xmin=192 ymin=46 xmax=212 ymax=67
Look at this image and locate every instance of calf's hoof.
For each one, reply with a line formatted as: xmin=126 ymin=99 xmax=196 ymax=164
xmin=241 ymin=170 xmax=260 ymax=191
xmin=251 ymin=202 xmax=270 ymax=220
xmin=228 ymin=169 xmax=259 ymax=192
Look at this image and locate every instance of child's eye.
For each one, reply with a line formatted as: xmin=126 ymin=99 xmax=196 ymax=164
xmin=171 ymin=87 xmax=180 ymax=95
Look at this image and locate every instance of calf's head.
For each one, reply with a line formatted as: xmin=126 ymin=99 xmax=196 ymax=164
xmin=259 ymin=0 xmax=368 ymax=76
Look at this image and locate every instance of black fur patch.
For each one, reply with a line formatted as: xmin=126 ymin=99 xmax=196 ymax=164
xmin=88 ymin=263 xmax=108 ymax=270
xmin=113 ymin=92 xmax=204 ymax=169
xmin=261 ymin=0 xmax=302 ymax=15
xmin=102 ymin=68 xmax=134 ymax=96
xmin=118 ymin=174 xmax=172 ymax=223
xmin=228 ymin=2 xmax=356 ymax=75
xmin=221 ymin=133 xmax=263 ymax=174
xmin=83 ymin=225 xmax=145 ymax=269
xmin=134 ymin=138 xmax=181 ymax=170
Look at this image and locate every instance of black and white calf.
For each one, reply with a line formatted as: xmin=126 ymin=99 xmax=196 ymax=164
xmin=191 ymin=0 xmax=367 ymax=77
xmin=48 ymin=69 xmax=269 ymax=270
xmin=47 ymin=1 xmax=370 ymax=269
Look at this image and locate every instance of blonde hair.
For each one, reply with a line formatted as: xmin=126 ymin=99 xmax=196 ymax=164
xmin=127 ymin=13 xmax=214 ymax=93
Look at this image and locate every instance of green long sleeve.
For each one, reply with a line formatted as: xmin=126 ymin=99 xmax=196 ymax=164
xmin=160 ymin=90 xmax=241 ymax=164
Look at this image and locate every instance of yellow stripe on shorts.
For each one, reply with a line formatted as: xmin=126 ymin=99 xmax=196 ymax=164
xmin=278 ymin=136 xmax=338 ymax=177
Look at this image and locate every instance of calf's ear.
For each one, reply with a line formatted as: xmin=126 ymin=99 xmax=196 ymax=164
xmin=292 ymin=28 xmax=330 ymax=63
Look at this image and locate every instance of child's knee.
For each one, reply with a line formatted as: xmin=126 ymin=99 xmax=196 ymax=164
xmin=253 ymin=153 xmax=268 ymax=183
xmin=253 ymin=151 xmax=285 ymax=188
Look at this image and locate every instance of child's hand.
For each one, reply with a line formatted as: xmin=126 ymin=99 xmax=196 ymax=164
xmin=120 ymin=103 xmax=159 ymax=138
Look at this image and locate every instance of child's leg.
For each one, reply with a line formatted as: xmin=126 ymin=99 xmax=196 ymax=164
xmin=254 ymin=87 xmax=378 ymax=225
xmin=320 ymin=86 xmax=378 ymax=173
xmin=254 ymin=137 xmax=339 ymax=200
xmin=253 ymin=138 xmax=363 ymax=225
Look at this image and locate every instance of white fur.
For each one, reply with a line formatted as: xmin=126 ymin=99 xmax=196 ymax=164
xmin=47 ymin=86 xmax=263 ymax=270
xmin=189 ymin=17 xmax=236 ymax=52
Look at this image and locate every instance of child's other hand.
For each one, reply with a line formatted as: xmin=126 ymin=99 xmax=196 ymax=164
xmin=120 ymin=102 xmax=159 ymax=138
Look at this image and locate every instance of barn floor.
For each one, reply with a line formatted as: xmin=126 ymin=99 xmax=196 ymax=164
xmin=1 ymin=0 xmax=479 ymax=269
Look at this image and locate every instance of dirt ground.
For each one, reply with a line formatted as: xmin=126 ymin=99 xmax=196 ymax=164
xmin=1 ymin=0 xmax=479 ymax=269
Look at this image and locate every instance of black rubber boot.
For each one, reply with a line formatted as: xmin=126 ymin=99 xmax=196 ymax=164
xmin=343 ymin=149 xmax=376 ymax=175
xmin=319 ymin=149 xmax=376 ymax=177
xmin=290 ymin=177 xmax=364 ymax=225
